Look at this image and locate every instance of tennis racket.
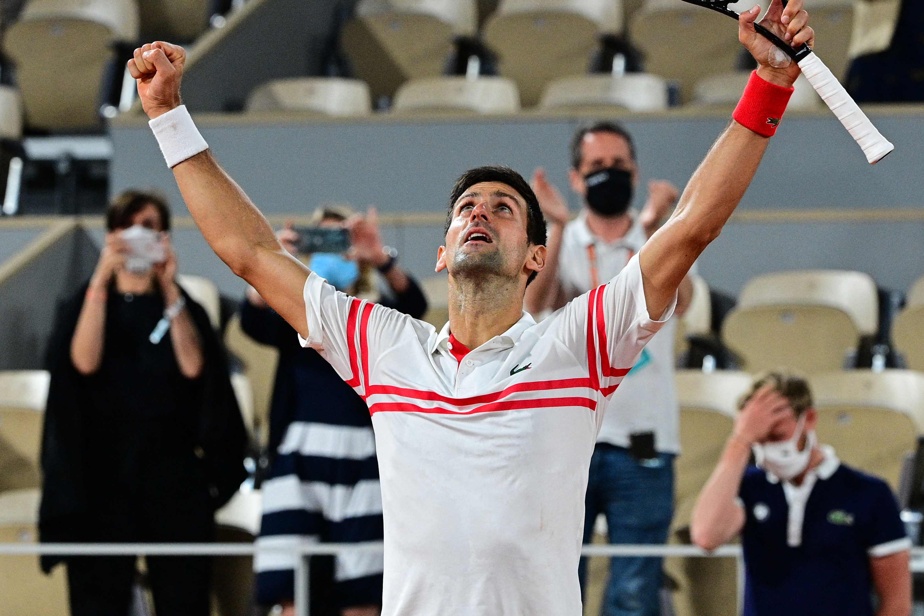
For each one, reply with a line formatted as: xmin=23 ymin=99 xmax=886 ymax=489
xmin=679 ymin=0 xmax=894 ymax=164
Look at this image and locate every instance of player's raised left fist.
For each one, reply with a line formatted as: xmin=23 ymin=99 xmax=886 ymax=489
xmin=127 ymin=41 xmax=186 ymax=120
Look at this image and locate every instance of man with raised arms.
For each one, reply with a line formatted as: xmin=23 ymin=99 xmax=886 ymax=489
xmin=127 ymin=2 xmax=813 ymax=613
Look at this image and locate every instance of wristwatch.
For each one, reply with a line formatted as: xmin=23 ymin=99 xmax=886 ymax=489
xmin=377 ymin=246 xmax=399 ymax=274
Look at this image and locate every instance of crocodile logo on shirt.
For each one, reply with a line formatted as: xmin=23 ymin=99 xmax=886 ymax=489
xmin=827 ymin=510 xmax=854 ymax=526
xmin=510 ymin=363 xmax=532 ymax=376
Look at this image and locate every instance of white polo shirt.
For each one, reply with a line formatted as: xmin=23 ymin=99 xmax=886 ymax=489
xmin=300 ymin=254 xmax=670 ymax=615
xmin=557 ymin=212 xmax=680 ymax=454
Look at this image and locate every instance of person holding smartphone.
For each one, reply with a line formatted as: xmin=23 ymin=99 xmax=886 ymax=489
xmin=39 ymin=189 xmax=247 ymax=616
xmin=240 ymin=205 xmax=427 ymax=616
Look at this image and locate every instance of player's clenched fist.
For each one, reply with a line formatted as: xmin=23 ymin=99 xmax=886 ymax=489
xmin=126 ymin=42 xmax=186 ymax=120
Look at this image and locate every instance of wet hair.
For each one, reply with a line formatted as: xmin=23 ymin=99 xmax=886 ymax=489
xmin=445 ymin=165 xmax=546 ymax=247
xmin=445 ymin=165 xmax=547 ymax=286
xmin=106 ymin=189 xmax=171 ymax=232
xmin=569 ymin=121 xmax=637 ymax=170
xmin=739 ymin=370 xmax=813 ymax=416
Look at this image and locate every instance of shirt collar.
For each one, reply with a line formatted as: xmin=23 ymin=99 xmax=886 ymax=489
xmin=766 ymin=444 xmax=840 ymax=484
xmin=430 ymin=312 xmax=536 ymax=356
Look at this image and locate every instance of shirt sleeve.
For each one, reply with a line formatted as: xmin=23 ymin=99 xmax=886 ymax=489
xmin=552 ymin=254 xmax=674 ymax=397
xmin=864 ymin=478 xmax=912 ymax=557
xmin=298 ymin=272 xmax=412 ymax=399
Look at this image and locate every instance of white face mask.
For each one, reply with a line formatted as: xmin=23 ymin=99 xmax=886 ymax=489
xmin=753 ymin=415 xmax=816 ymax=481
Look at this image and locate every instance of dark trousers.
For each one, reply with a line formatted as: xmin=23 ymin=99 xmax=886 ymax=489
xmin=66 ymin=553 xmax=211 ymax=616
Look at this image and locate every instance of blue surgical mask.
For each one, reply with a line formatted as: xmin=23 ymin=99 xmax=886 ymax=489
xmin=310 ymin=252 xmax=360 ymax=291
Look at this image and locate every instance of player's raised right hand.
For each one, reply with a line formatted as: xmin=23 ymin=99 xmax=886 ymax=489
xmin=127 ymin=41 xmax=186 ymax=119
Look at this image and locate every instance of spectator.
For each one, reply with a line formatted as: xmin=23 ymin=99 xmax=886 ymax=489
xmin=244 ymin=206 xmax=427 ymax=616
xmin=846 ymin=0 xmax=924 ymax=103
xmin=39 ymin=189 xmax=247 ymax=616
xmin=691 ymin=371 xmax=912 ymax=616
xmin=524 ymin=121 xmax=689 ymax=616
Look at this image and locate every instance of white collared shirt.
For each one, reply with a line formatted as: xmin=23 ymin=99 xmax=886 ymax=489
xmin=299 ymin=254 xmax=671 ymax=615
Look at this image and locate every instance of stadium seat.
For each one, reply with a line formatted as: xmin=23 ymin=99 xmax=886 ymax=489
xmin=890 ymin=275 xmax=924 ymax=372
xmin=482 ymin=0 xmax=624 ymax=107
xmin=341 ymin=0 xmax=478 ymax=102
xmin=0 ymin=84 xmax=24 ymax=215
xmin=0 ymin=85 xmax=23 ymax=141
xmin=2 ymin=0 xmax=139 ymax=132
xmin=245 ymin=78 xmax=373 ymax=116
xmin=628 ymin=0 xmax=766 ymax=104
xmin=721 ymin=270 xmax=878 ymax=375
xmin=0 ymin=370 xmax=49 ymax=492
xmin=137 ymin=0 xmax=212 ymax=44
xmin=537 ymin=72 xmax=669 ymax=112
xmin=224 ymin=314 xmax=279 ymax=449
xmin=692 ymin=71 xmax=822 ymax=110
xmin=810 ymin=369 xmax=924 ymax=494
xmin=391 ymin=76 xmax=520 ymax=114
xmin=212 ymin=489 xmax=262 ymax=616
xmin=0 ymin=488 xmax=69 ymax=615
xmin=178 ymin=274 xmax=222 ymax=330
xmin=666 ymin=369 xmax=752 ymax=616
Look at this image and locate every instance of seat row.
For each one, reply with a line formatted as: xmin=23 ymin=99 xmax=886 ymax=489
xmin=702 ymin=269 xmax=924 ymax=376
xmin=241 ymin=70 xmax=823 ymax=116
xmin=343 ymin=0 xmax=856 ymax=107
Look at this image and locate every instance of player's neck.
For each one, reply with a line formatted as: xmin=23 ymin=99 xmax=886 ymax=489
xmin=583 ymin=208 xmax=633 ymax=242
xmin=447 ymin=277 xmax=524 ymax=349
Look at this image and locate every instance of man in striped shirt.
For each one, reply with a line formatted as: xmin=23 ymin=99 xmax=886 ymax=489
xmin=128 ymin=2 xmax=815 ymax=612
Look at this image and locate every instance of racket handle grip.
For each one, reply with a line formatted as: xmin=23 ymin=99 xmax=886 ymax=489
xmin=797 ymin=53 xmax=894 ymax=164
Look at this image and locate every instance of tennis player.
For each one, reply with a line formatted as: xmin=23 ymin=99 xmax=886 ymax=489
xmin=127 ymin=2 xmax=813 ymax=613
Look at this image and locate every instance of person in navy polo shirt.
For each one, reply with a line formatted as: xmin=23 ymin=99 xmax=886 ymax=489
xmin=691 ymin=371 xmax=911 ymax=616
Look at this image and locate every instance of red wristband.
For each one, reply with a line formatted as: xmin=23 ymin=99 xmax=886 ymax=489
xmin=732 ymin=70 xmax=794 ymax=138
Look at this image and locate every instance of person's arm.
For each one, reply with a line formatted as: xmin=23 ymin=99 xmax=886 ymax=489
xmin=70 ymin=232 xmax=125 ymax=374
xmin=691 ymin=386 xmax=794 ymax=550
xmin=155 ymin=236 xmax=204 ymax=379
xmin=870 ymin=550 xmax=912 ymax=616
xmin=638 ymin=0 xmax=814 ymax=320
xmin=128 ymin=43 xmax=311 ymax=338
xmin=524 ymin=168 xmax=569 ymax=314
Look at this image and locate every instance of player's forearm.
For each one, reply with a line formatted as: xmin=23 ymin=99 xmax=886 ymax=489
xmin=674 ymin=122 xmax=769 ymax=247
xmin=690 ymin=434 xmax=751 ymax=550
xmin=172 ymin=150 xmax=281 ymax=281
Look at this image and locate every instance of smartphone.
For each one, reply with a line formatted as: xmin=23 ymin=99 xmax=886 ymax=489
xmin=294 ymin=226 xmax=351 ymax=254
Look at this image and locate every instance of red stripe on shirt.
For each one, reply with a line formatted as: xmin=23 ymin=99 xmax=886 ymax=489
xmin=586 ymin=286 xmax=601 ymax=392
xmin=366 ymin=377 xmax=595 ymax=405
xmin=359 ymin=301 xmax=374 ymax=395
xmin=345 ymin=298 xmax=362 ymax=388
xmin=369 ymin=395 xmax=597 ymax=416
xmin=591 ymin=283 xmax=633 ymax=380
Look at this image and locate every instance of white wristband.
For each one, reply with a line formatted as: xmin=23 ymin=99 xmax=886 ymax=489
xmin=148 ymin=105 xmax=209 ymax=168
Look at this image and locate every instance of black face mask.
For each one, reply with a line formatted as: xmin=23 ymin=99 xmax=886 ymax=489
xmin=584 ymin=167 xmax=634 ymax=217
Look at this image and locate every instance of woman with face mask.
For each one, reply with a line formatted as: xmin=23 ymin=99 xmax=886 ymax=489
xmin=39 ymin=189 xmax=247 ymax=616
xmin=689 ymin=371 xmax=911 ymax=616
